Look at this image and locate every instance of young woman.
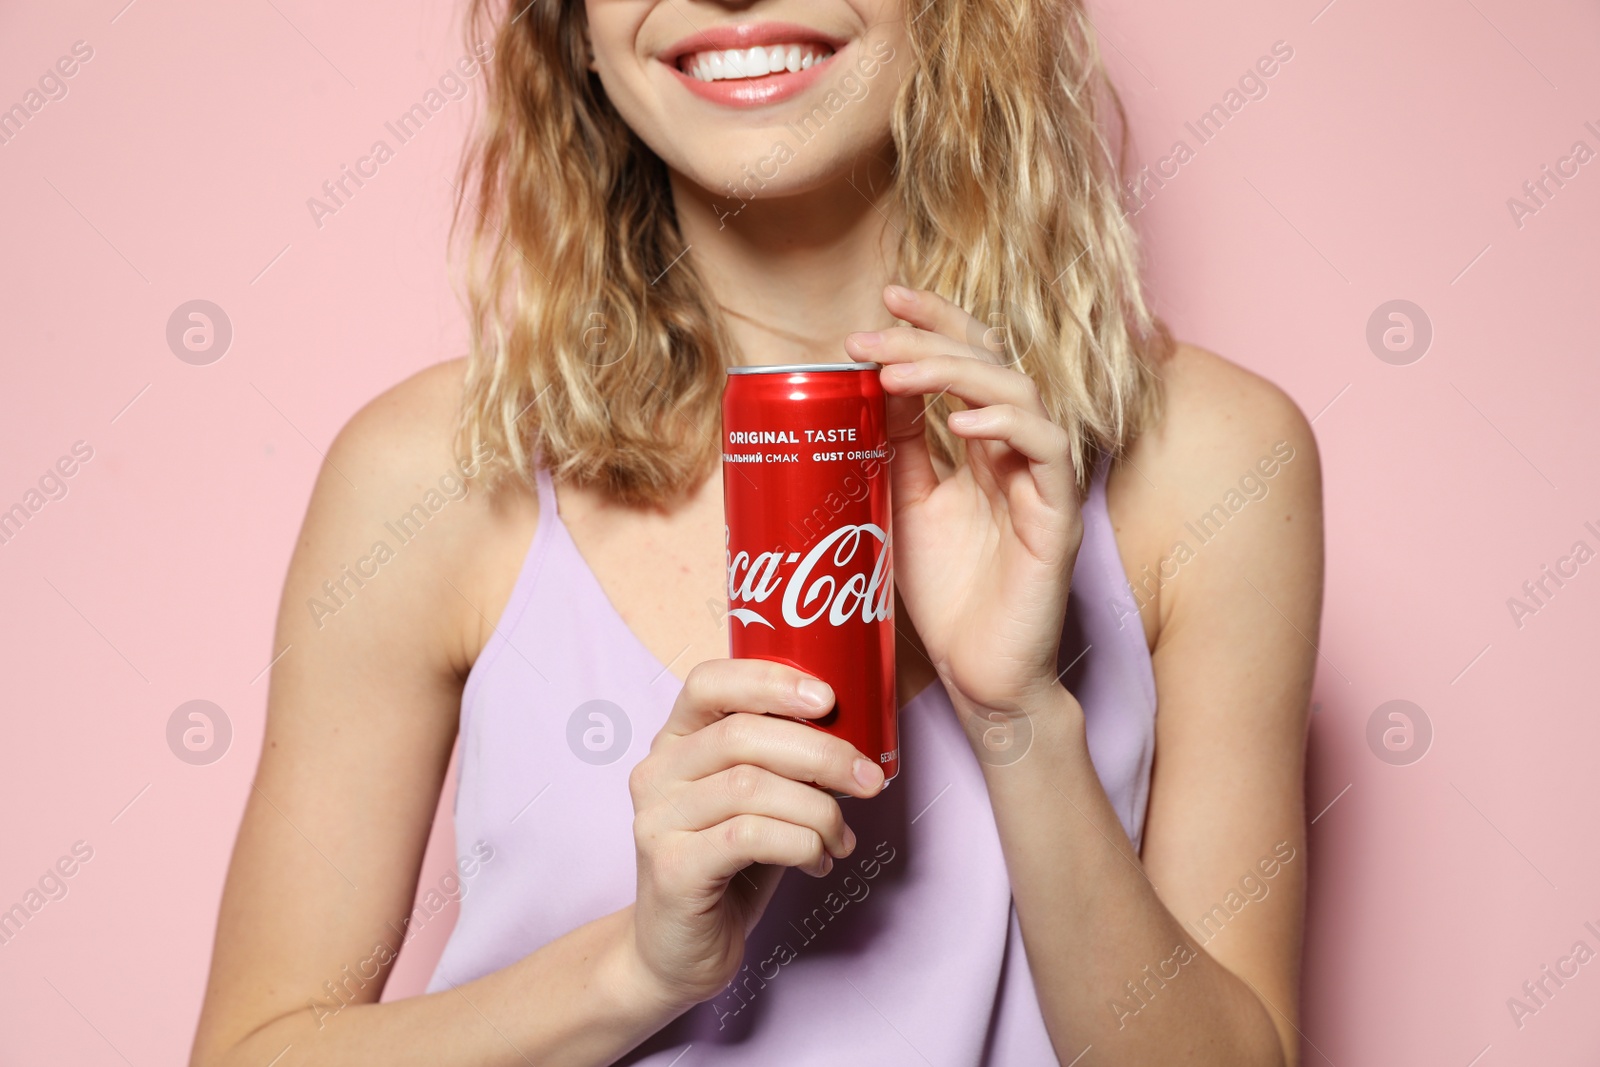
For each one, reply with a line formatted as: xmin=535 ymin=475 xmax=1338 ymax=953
xmin=192 ymin=1 xmax=1321 ymax=1064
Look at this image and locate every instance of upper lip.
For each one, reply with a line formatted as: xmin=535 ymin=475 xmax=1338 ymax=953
xmin=658 ymin=21 xmax=849 ymax=66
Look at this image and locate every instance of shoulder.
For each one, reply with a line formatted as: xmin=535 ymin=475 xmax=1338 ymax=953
xmin=1109 ymin=343 xmax=1323 ymax=639
xmin=324 ymin=358 xmax=472 ymax=486
xmin=1139 ymin=342 xmax=1319 ymax=485
xmin=1120 ymin=346 xmax=1319 ymax=1062
xmin=293 ymin=358 xmax=538 ymax=671
xmin=309 ymin=358 xmax=492 ymax=572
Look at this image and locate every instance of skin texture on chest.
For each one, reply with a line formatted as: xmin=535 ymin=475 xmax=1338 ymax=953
xmin=549 ymin=464 xmax=950 ymax=705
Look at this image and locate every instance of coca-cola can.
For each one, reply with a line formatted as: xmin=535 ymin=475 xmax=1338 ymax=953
xmin=722 ymin=362 xmax=899 ymax=788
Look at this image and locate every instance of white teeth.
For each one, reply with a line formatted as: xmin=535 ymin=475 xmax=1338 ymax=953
xmin=680 ymin=43 xmax=834 ymax=82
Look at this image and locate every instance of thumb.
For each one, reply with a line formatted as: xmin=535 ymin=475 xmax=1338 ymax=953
xmin=885 ymin=390 xmax=939 ymax=510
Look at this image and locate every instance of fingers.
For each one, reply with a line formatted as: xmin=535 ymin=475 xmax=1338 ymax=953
xmin=948 ymin=403 xmax=1071 ymax=466
xmin=844 ymin=285 xmax=1070 ymax=508
xmin=850 ymin=318 xmax=1007 ymax=371
xmin=675 ymin=711 xmax=886 ymax=799
xmin=948 ymin=403 xmax=1076 ymax=512
xmin=881 ymin=284 xmax=999 ymax=357
xmin=661 ymin=659 xmax=834 ymax=740
xmin=843 ymin=287 xmax=1047 ymax=420
xmin=645 ymin=764 xmax=856 ymax=860
xmin=632 ymin=661 xmax=878 ymax=896
xmin=846 ymin=286 xmax=1046 ymax=509
xmin=853 ymin=323 xmax=1057 ymax=511
xmin=697 ymin=815 xmax=834 ymax=880
xmin=876 ymin=350 xmax=1046 ymax=416
xmin=844 ymin=329 xmax=938 ymax=507
xmin=883 ymin=390 xmax=941 ymax=510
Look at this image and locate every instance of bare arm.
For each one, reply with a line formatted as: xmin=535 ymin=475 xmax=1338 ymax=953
xmin=852 ymin=285 xmax=1319 ymax=1067
xmin=191 ymin=364 xmax=885 ymax=1067
xmin=980 ymin=348 xmax=1320 ymax=1064
xmin=189 ymin=365 xmax=680 ymax=1067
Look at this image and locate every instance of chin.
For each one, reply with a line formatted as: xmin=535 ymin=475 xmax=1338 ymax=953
xmin=687 ymin=152 xmax=888 ymax=214
xmin=668 ymin=136 xmax=869 ymax=204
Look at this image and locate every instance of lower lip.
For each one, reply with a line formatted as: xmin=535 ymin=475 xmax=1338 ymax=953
xmin=664 ymin=48 xmax=842 ymax=108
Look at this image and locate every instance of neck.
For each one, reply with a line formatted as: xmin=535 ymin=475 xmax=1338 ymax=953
xmin=668 ymin=150 xmax=903 ymax=368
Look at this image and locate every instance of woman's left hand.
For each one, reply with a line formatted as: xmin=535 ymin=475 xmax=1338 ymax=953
xmin=845 ymin=285 xmax=1084 ymax=726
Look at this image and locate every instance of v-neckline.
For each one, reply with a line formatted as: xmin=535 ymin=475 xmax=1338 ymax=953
xmin=543 ymin=470 xmax=944 ymax=711
xmin=546 ymin=475 xmax=696 ymax=690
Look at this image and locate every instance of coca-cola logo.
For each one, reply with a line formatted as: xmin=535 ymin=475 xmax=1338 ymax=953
xmin=726 ymin=524 xmax=892 ymax=629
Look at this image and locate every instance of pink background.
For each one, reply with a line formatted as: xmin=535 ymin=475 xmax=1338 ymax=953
xmin=2 ymin=0 xmax=1597 ymax=1063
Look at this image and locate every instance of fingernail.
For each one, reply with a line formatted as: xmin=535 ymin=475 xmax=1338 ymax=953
xmin=821 ymin=855 xmax=835 ymax=875
xmin=886 ymin=285 xmax=914 ymax=301
xmin=883 ymin=362 xmax=914 ymax=379
xmin=850 ymin=331 xmax=882 ymax=348
xmin=842 ymin=825 xmax=857 ymax=855
xmin=853 ymin=758 xmax=885 ymax=791
xmin=949 ymin=409 xmax=979 ymax=426
xmin=797 ymin=678 xmax=833 ymax=710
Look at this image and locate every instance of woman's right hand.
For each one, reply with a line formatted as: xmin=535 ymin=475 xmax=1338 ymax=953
xmin=622 ymin=658 xmax=888 ymax=1010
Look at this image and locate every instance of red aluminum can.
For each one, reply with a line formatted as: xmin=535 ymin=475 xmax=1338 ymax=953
xmin=722 ymin=362 xmax=899 ymax=787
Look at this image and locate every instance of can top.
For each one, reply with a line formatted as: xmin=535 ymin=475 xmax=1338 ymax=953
xmin=727 ymin=362 xmax=880 ymax=375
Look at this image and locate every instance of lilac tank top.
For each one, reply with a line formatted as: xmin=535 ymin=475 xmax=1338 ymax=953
xmin=426 ymin=457 xmax=1157 ymax=1063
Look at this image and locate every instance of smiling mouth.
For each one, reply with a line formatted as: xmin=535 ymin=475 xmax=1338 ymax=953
xmin=677 ymin=43 xmax=836 ymax=83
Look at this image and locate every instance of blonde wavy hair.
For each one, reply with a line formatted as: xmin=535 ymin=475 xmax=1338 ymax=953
xmin=452 ymin=0 xmax=1172 ymax=506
